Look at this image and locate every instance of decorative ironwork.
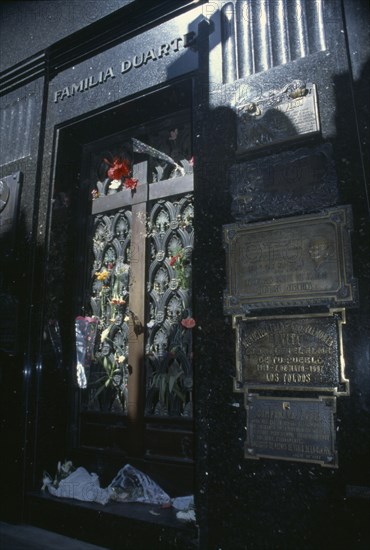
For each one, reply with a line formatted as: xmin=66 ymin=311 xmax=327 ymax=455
xmin=91 ymin=117 xmax=193 ymax=200
xmin=79 ymin=112 xmax=193 ymax=418
xmin=85 ymin=208 xmax=132 ymax=413
xmin=145 ymin=195 xmax=194 ymax=417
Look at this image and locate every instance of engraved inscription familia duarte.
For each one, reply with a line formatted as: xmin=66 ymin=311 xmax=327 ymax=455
xmin=53 ymin=32 xmax=196 ymax=103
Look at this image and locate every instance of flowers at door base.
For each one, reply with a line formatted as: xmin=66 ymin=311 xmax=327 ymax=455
xmin=181 ymin=317 xmax=196 ymax=329
xmin=42 ymin=460 xmax=76 ymax=491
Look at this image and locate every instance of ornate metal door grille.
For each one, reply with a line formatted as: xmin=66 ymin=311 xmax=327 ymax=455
xmin=145 ymin=194 xmax=194 ymax=417
xmin=87 ymin=208 xmax=132 ymax=413
xmin=80 ymin=114 xmax=194 ymax=430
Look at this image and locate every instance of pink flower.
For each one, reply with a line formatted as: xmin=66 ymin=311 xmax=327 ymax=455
xmin=123 ymin=177 xmax=138 ymax=190
xmin=181 ymin=317 xmax=196 ymax=329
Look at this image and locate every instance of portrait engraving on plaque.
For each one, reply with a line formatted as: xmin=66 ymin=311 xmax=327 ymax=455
xmin=223 ymin=206 xmax=357 ymax=313
xmin=235 ymin=81 xmax=320 ymax=153
xmin=233 ymin=310 xmax=348 ymax=395
xmin=230 ymin=144 xmax=338 ymax=222
xmin=245 ymin=394 xmax=337 ymax=467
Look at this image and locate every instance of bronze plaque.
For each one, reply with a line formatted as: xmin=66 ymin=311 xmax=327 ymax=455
xmin=234 ymin=310 xmax=348 ymax=395
xmin=245 ymin=394 xmax=337 ymax=467
xmin=236 ymin=81 xmax=320 ymax=153
xmin=223 ymin=206 xmax=357 ymax=313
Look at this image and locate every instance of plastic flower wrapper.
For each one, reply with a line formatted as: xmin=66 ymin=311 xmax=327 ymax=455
xmin=42 ymin=461 xmax=110 ymax=506
xmin=75 ymin=315 xmax=99 ymax=388
xmin=42 ymin=460 xmax=75 ymax=490
xmin=109 ymin=464 xmax=171 ymax=505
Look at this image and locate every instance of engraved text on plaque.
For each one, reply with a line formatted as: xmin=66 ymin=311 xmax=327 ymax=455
xmin=224 ymin=206 xmax=357 ymax=313
xmin=234 ymin=310 xmax=348 ymax=394
xmin=245 ymin=394 xmax=337 ymax=467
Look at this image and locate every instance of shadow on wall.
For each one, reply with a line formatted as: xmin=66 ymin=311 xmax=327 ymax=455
xmin=170 ymin=6 xmax=370 ymax=550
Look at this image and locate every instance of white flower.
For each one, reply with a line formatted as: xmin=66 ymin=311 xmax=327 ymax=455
xmin=101 ymin=327 xmax=110 ymax=342
xmin=109 ymin=179 xmax=121 ymax=190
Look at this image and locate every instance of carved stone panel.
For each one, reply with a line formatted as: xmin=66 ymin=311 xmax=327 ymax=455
xmin=230 ymin=144 xmax=338 ymax=222
xmin=224 ymin=206 xmax=357 ymax=313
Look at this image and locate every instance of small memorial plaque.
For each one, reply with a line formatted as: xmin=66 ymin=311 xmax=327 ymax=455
xmin=230 ymin=144 xmax=338 ymax=222
xmin=223 ymin=206 xmax=357 ymax=313
xmin=235 ymin=81 xmax=320 ymax=153
xmin=245 ymin=394 xmax=337 ymax=467
xmin=234 ymin=310 xmax=348 ymax=395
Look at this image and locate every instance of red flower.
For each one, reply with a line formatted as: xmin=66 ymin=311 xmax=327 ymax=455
xmin=111 ymin=298 xmax=126 ymax=305
xmin=181 ymin=317 xmax=196 ymax=329
xmin=123 ymin=177 xmax=138 ymax=190
xmin=105 ymin=157 xmax=130 ymax=180
xmin=170 ymin=255 xmax=178 ymax=267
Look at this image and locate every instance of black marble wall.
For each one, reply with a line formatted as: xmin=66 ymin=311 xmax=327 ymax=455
xmin=193 ymin=2 xmax=370 ymax=549
xmin=0 ymin=75 xmax=46 ymax=520
xmin=0 ymin=1 xmax=134 ymax=72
